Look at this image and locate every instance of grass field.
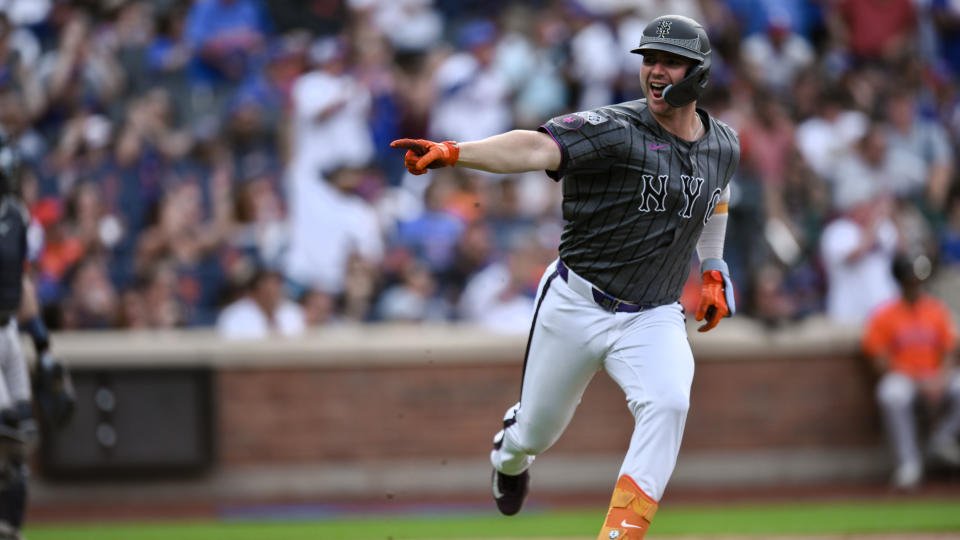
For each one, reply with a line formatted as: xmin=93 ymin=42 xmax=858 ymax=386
xmin=25 ymin=498 xmax=960 ymax=540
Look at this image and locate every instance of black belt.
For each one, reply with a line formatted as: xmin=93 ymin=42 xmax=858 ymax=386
xmin=556 ymin=260 xmax=648 ymax=313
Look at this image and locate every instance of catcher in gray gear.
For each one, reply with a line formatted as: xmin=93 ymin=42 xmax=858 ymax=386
xmin=0 ymin=133 xmax=74 ymax=539
xmin=392 ymin=15 xmax=738 ymax=540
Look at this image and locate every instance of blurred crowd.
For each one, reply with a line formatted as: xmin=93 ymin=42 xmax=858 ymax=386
xmin=4 ymin=0 xmax=960 ymax=338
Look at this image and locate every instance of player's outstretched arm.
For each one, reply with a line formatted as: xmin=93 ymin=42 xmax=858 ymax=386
xmin=457 ymin=130 xmax=561 ymax=173
xmin=390 ymin=130 xmax=561 ymax=175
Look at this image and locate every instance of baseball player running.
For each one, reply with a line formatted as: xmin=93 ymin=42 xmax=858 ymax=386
xmin=392 ymin=15 xmax=738 ymax=539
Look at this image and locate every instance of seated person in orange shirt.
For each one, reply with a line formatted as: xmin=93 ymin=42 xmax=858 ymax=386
xmin=863 ymin=255 xmax=960 ymax=489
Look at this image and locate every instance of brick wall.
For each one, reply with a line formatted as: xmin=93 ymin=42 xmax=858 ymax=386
xmin=33 ymin=322 xmax=887 ymax=499
xmin=216 ymin=352 xmax=883 ymax=468
xmin=684 ymin=354 xmax=880 ymax=450
xmin=46 ymin=322 xmax=882 ymax=472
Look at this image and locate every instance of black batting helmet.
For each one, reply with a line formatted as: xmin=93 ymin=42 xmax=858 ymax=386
xmin=892 ymin=254 xmax=931 ymax=285
xmin=631 ymin=15 xmax=712 ymax=107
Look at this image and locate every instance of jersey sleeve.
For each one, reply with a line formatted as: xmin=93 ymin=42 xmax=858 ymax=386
xmin=538 ymin=109 xmax=628 ymax=181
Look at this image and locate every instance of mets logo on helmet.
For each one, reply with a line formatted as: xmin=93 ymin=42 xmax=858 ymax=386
xmin=656 ymin=20 xmax=672 ymax=38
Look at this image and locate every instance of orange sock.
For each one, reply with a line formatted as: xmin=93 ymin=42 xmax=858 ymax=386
xmin=596 ymin=475 xmax=658 ymax=540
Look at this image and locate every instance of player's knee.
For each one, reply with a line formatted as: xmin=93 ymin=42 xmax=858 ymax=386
xmin=0 ymin=410 xmax=22 ymax=451
xmin=665 ymin=382 xmax=691 ymax=413
xmin=508 ymin=418 xmax=560 ymax=456
xmin=510 ymin=422 xmax=554 ymax=456
xmin=876 ymin=374 xmax=914 ymax=408
xmin=637 ymin=389 xmax=690 ymax=423
xmin=0 ymin=402 xmax=30 ymax=427
xmin=0 ymin=401 xmax=35 ymax=455
xmin=495 ymin=403 xmax=542 ymax=456
xmin=519 ymin=431 xmax=556 ymax=456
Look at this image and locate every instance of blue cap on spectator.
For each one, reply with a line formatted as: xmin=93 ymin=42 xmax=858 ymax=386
xmin=457 ymin=19 xmax=496 ymax=50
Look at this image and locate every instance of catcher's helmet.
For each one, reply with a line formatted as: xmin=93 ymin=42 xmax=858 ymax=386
xmin=631 ymin=15 xmax=712 ymax=107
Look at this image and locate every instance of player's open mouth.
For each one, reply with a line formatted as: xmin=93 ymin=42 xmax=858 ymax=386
xmin=649 ymin=82 xmax=668 ymax=99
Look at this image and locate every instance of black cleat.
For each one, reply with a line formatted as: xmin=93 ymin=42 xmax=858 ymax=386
xmin=492 ymin=468 xmax=529 ymax=516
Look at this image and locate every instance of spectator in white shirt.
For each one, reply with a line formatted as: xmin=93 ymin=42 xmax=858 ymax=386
xmin=284 ymin=166 xmax=384 ymax=297
xmin=567 ymin=6 xmax=621 ymax=110
xmin=428 ymin=19 xmax=511 ymax=142
xmin=457 ymin=232 xmax=546 ymax=334
xmin=820 ymin=143 xmax=902 ymax=326
xmin=883 ymin=87 xmax=955 ymax=211
xmin=796 ymin=87 xmax=868 ymax=182
xmin=217 ymin=267 xmax=305 ymax=339
xmin=740 ymin=15 xmax=814 ymax=94
xmin=287 ymin=36 xmax=374 ymax=183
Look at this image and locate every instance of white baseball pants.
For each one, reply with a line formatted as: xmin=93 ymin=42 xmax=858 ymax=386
xmin=491 ymin=260 xmax=694 ymax=501
xmin=877 ymin=371 xmax=960 ymax=466
xmin=0 ymin=319 xmax=31 ymax=410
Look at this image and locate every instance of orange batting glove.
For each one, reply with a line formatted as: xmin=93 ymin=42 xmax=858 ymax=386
xmin=695 ymin=258 xmax=735 ymax=333
xmin=390 ymin=138 xmax=460 ymax=175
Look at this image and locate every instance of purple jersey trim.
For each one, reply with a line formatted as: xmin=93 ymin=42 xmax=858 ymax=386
xmin=537 ymin=125 xmax=567 ymax=181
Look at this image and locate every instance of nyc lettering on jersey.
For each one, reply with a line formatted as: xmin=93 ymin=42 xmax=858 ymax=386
xmin=637 ymin=173 xmax=722 ymax=224
xmin=550 ymin=107 xmax=728 ymax=226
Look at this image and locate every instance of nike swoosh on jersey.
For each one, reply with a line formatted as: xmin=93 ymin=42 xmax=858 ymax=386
xmin=621 ymin=519 xmax=644 ymax=529
xmin=648 ymin=143 xmax=668 ymax=150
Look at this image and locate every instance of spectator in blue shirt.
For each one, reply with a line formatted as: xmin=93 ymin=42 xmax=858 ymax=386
xmin=184 ymin=0 xmax=271 ymax=88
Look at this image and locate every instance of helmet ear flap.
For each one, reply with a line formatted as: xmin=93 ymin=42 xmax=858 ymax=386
xmin=663 ymin=63 xmax=709 ymax=107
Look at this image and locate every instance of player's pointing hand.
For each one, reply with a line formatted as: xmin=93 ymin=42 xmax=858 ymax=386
xmin=390 ymin=138 xmax=459 ymax=175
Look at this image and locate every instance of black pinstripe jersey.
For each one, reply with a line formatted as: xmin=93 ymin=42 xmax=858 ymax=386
xmin=539 ymin=98 xmax=740 ymax=305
